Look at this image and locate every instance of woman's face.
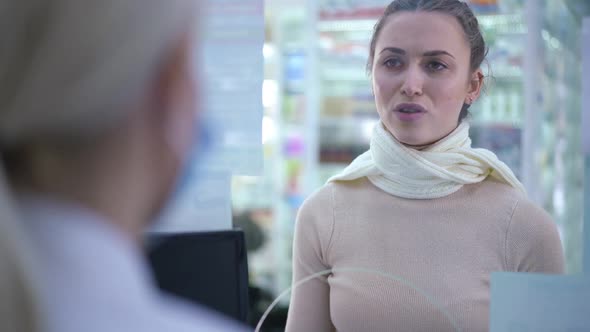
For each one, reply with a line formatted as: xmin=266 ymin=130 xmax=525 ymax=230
xmin=371 ymin=11 xmax=483 ymax=147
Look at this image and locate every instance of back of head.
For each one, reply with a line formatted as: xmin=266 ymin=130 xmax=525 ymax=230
xmin=0 ymin=0 xmax=198 ymax=146
xmin=0 ymin=1 xmax=199 ymax=330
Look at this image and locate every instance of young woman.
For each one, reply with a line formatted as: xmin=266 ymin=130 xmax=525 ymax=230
xmin=0 ymin=1 xmax=244 ymax=331
xmin=286 ymin=1 xmax=564 ymax=331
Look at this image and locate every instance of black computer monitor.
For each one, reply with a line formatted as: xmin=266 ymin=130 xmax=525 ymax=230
xmin=146 ymin=230 xmax=249 ymax=323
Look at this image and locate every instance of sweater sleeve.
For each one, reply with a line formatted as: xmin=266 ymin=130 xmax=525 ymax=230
xmin=505 ymin=197 xmax=565 ymax=274
xmin=285 ymin=186 xmax=336 ymax=332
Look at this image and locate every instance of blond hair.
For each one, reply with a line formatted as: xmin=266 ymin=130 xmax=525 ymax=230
xmin=0 ymin=1 xmax=199 ymax=330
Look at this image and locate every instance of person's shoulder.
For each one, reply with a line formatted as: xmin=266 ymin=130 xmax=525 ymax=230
xmin=459 ymin=177 xmax=524 ymax=214
xmin=301 ymin=178 xmax=373 ymax=212
xmin=472 ymin=176 xmax=525 ymax=200
xmin=510 ymin=191 xmax=554 ymax=230
xmin=297 ymin=182 xmax=339 ymax=224
xmin=493 ymin=184 xmax=565 ymax=273
xmin=54 ymin=291 xmax=250 ymax=332
xmin=328 ymin=177 xmax=377 ymax=199
xmin=509 ymin=194 xmax=556 ymax=247
xmin=476 ymin=177 xmax=549 ymax=221
xmin=477 ymin=178 xmax=558 ymax=247
xmin=150 ymin=294 xmax=250 ymax=332
xmin=474 ymin=178 xmax=564 ymax=273
xmin=296 ymin=179 xmax=369 ymax=231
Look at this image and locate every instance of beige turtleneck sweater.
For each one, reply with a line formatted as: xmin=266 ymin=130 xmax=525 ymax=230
xmin=285 ymin=177 xmax=564 ymax=332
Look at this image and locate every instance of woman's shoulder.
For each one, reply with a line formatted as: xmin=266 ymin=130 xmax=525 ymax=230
xmin=471 ymin=176 xmax=526 ymax=199
xmin=463 ymin=177 xmax=527 ymax=210
xmin=463 ymin=177 xmax=551 ymax=224
xmin=484 ymin=181 xmax=566 ymax=273
xmin=296 ymin=178 xmax=373 ymax=229
xmin=301 ymin=178 xmax=377 ymax=213
xmin=460 ymin=178 xmax=564 ymax=272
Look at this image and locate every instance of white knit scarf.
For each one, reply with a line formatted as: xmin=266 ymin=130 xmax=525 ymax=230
xmin=327 ymin=122 xmax=526 ymax=199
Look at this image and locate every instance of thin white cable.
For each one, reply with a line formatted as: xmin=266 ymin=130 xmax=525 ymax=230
xmin=255 ymin=266 xmax=461 ymax=332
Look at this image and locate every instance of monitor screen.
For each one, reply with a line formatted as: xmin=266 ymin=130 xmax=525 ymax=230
xmin=146 ymin=230 xmax=249 ymax=323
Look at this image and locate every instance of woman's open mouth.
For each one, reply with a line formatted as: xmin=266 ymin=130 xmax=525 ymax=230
xmin=394 ymin=103 xmax=427 ymax=121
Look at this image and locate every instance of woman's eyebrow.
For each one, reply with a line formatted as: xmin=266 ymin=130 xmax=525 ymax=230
xmin=379 ymin=47 xmax=455 ymax=59
xmin=422 ymin=50 xmax=455 ymax=59
xmin=379 ymin=47 xmax=405 ymax=55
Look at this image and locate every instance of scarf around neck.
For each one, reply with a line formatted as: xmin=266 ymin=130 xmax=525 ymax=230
xmin=327 ymin=122 xmax=526 ymax=199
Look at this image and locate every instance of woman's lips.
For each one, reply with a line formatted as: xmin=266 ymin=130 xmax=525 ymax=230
xmin=393 ymin=103 xmax=427 ymax=122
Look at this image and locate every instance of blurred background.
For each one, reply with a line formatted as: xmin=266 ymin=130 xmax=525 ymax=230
xmin=227 ymin=0 xmax=590 ymax=328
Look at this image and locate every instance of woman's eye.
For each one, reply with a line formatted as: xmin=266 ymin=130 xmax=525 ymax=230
xmin=384 ymin=58 xmax=402 ymax=68
xmin=427 ymin=61 xmax=447 ymax=71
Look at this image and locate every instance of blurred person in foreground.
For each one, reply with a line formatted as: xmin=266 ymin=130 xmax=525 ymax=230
xmin=286 ymin=0 xmax=565 ymax=331
xmin=0 ymin=0 xmax=246 ymax=331
xmin=0 ymin=193 xmax=39 ymax=332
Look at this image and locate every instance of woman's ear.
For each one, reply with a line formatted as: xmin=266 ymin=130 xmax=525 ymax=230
xmin=466 ymin=69 xmax=484 ymax=105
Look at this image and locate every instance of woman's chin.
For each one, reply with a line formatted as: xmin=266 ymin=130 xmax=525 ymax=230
xmin=384 ymin=123 xmax=438 ymax=148
xmin=392 ymin=133 xmax=433 ymax=148
xmin=401 ymin=141 xmax=432 ymax=150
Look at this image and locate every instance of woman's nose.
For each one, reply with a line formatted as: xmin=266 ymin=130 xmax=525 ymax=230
xmin=400 ymin=66 xmax=424 ymax=97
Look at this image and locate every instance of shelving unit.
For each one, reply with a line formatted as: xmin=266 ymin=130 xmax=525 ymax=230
xmin=537 ymin=0 xmax=584 ymax=273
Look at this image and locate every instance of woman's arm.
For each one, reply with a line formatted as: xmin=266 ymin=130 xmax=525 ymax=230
xmin=285 ymin=186 xmax=336 ymax=332
xmin=505 ymin=197 xmax=565 ymax=274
